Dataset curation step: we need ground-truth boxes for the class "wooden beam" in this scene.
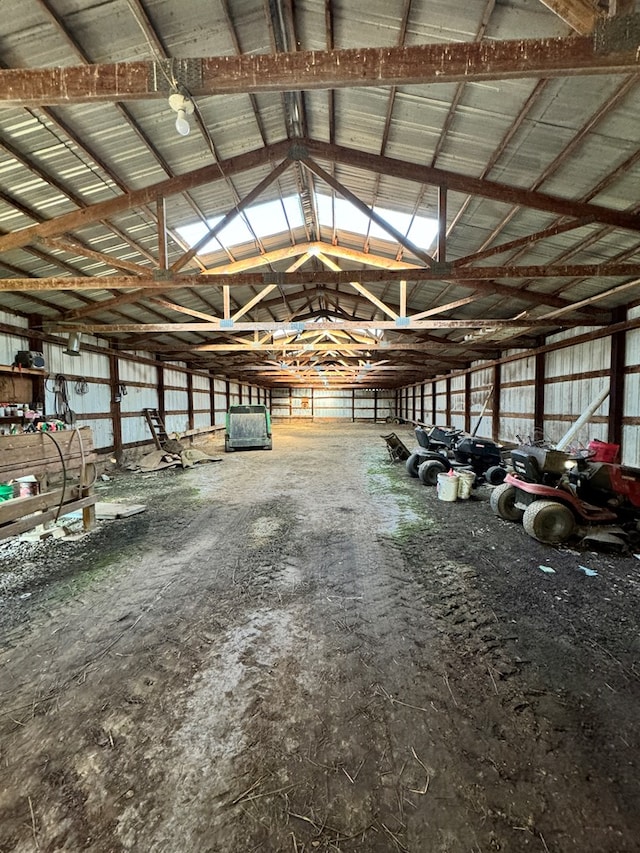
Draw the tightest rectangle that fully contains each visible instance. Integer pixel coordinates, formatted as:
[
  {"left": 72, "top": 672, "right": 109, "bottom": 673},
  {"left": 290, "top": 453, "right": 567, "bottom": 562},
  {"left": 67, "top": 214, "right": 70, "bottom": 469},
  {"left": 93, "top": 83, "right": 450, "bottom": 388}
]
[
  {"left": 3, "top": 127, "right": 638, "bottom": 262},
  {"left": 538, "top": 0, "right": 600, "bottom": 34},
  {"left": 52, "top": 317, "right": 591, "bottom": 334},
  {"left": 170, "top": 157, "right": 292, "bottom": 272},
  {"left": 7, "top": 262, "right": 640, "bottom": 291},
  {"left": 303, "top": 140, "right": 640, "bottom": 233},
  {"left": 0, "top": 140, "right": 292, "bottom": 254},
  {"left": 300, "top": 157, "right": 434, "bottom": 267},
  {"left": 188, "top": 341, "right": 466, "bottom": 353},
  {"left": 36, "top": 236, "right": 152, "bottom": 276},
  {"left": 1, "top": 23, "right": 639, "bottom": 106}
]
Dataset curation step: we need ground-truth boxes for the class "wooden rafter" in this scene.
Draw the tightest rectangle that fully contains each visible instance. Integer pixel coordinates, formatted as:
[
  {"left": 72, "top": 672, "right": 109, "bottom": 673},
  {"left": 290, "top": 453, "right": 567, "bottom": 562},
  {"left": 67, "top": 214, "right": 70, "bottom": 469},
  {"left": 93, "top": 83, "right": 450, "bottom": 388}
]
[{"left": 538, "top": 0, "right": 600, "bottom": 34}]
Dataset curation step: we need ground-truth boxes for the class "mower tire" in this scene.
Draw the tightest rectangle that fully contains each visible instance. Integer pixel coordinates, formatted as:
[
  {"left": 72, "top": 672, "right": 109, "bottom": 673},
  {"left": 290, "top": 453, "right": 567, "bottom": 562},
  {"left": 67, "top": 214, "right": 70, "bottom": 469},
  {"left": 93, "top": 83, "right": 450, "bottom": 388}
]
[
  {"left": 489, "top": 483, "right": 524, "bottom": 522},
  {"left": 405, "top": 452, "right": 426, "bottom": 478},
  {"left": 485, "top": 465, "right": 506, "bottom": 486},
  {"left": 522, "top": 499, "right": 576, "bottom": 544},
  {"left": 418, "top": 458, "right": 448, "bottom": 486}
]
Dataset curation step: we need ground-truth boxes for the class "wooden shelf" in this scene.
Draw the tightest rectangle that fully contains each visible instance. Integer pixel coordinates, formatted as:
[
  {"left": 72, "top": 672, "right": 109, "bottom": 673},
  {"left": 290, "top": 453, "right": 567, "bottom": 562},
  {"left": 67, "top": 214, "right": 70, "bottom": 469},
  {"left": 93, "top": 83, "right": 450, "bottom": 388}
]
[{"left": 0, "top": 363, "right": 47, "bottom": 377}]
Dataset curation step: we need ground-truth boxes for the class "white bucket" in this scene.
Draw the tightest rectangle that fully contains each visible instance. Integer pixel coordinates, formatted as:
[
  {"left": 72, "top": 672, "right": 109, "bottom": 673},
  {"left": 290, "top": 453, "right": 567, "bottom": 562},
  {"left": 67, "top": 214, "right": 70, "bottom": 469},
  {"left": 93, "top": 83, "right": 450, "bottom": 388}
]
[
  {"left": 437, "top": 471, "right": 459, "bottom": 502},
  {"left": 457, "top": 470, "right": 475, "bottom": 500}
]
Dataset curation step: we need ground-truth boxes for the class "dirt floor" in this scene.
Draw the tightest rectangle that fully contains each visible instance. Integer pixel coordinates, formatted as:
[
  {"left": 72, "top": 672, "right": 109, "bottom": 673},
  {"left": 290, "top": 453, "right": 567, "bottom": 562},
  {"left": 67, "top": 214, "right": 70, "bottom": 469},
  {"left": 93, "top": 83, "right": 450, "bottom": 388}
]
[{"left": 0, "top": 421, "right": 639, "bottom": 853}]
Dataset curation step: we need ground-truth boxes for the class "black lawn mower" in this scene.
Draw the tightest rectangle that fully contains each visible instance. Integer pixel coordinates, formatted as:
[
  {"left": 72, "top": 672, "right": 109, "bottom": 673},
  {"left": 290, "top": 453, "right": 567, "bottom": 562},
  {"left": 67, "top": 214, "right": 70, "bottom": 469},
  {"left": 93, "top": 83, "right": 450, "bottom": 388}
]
[{"left": 406, "top": 425, "right": 507, "bottom": 486}]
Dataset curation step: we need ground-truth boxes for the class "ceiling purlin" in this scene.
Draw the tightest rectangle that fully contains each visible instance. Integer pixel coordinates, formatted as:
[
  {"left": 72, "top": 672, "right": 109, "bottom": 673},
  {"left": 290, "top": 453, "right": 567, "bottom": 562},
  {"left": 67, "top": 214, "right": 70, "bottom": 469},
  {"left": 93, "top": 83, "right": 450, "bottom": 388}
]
[
  {"left": 475, "top": 71, "right": 640, "bottom": 279},
  {"left": 35, "top": 0, "right": 215, "bottom": 255},
  {"left": 3, "top": 138, "right": 637, "bottom": 265},
  {"left": 443, "top": 79, "right": 550, "bottom": 261},
  {"left": 305, "top": 141, "right": 640, "bottom": 233},
  {"left": 452, "top": 218, "right": 595, "bottom": 268},
  {"left": 219, "top": 0, "right": 269, "bottom": 146},
  {"left": 363, "top": 0, "right": 414, "bottom": 259},
  {"left": 0, "top": 141, "right": 292, "bottom": 254}
]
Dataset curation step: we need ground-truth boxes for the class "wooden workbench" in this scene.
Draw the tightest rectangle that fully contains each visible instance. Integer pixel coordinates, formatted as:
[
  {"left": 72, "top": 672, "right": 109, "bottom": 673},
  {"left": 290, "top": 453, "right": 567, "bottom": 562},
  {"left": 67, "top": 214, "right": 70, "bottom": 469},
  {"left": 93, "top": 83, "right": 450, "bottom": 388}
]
[{"left": 0, "top": 427, "right": 97, "bottom": 540}]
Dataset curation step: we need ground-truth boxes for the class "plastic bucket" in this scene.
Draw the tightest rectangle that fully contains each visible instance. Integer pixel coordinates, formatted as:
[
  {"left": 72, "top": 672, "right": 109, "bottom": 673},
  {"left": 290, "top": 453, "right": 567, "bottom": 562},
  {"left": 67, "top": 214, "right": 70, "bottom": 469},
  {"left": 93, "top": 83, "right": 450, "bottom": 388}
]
[
  {"left": 437, "top": 472, "right": 459, "bottom": 502},
  {"left": 0, "top": 483, "right": 14, "bottom": 502},
  {"left": 457, "top": 470, "right": 475, "bottom": 500}
]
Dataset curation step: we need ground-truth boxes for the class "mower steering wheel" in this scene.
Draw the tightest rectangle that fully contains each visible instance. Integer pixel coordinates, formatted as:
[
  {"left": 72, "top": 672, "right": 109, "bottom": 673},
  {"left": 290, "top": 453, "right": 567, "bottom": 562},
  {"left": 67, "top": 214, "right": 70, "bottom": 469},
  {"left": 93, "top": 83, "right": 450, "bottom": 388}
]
[{"left": 568, "top": 448, "right": 597, "bottom": 462}]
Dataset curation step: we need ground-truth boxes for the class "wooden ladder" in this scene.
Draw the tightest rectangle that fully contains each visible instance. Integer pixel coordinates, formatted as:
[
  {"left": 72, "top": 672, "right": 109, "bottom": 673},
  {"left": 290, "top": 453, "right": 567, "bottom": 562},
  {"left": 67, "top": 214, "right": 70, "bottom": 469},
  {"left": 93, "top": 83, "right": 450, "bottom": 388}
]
[{"left": 143, "top": 408, "right": 168, "bottom": 449}]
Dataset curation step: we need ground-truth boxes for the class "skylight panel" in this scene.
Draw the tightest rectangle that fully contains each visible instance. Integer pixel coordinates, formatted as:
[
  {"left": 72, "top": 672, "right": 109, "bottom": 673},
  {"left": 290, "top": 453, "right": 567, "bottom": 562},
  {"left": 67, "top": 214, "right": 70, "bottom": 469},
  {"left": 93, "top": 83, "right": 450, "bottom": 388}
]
[{"left": 177, "top": 193, "right": 437, "bottom": 252}]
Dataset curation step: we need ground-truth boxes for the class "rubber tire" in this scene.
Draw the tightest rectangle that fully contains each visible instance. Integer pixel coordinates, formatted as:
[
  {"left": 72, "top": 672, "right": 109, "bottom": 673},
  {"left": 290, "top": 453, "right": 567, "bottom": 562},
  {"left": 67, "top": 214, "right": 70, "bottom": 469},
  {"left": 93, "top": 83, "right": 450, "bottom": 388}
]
[
  {"left": 485, "top": 465, "right": 506, "bottom": 486},
  {"left": 522, "top": 499, "right": 576, "bottom": 544},
  {"left": 489, "top": 483, "right": 524, "bottom": 522},
  {"left": 418, "top": 458, "right": 448, "bottom": 486},
  {"left": 405, "top": 452, "right": 426, "bottom": 478}
]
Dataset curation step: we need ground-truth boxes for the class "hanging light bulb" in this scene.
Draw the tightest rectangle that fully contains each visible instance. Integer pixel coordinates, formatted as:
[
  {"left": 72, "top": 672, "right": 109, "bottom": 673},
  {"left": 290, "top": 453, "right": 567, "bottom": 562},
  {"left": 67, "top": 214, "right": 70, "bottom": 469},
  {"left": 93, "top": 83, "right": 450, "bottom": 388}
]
[{"left": 168, "top": 92, "right": 195, "bottom": 137}]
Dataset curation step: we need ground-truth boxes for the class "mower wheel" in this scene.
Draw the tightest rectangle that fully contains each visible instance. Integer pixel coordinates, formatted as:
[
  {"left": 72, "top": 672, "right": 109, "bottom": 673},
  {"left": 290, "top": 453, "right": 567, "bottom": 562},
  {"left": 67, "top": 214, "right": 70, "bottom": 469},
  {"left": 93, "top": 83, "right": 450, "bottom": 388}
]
[
  {"left": 489, "top": 483, "right": 524, "bottom": 522},
  {"left": 405, "top": 452, "right": 425, "bottom": 478},
  {"left": 522, "top": 499, "right": 576, "bottom": 544},
  {"left": 485, "top": 465, "right": 506, "bottom": 486},
  {"left": 418, "top": 458, "right": 447, "bottom": 486}
]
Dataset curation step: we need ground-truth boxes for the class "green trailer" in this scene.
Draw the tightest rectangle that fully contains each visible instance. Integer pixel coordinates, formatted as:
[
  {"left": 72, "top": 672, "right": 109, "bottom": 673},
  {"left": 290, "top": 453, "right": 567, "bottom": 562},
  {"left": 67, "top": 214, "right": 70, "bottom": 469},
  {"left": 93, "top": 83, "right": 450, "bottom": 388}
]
[{"left": 225, "top": 404, "right": 273, "bottom": 451}]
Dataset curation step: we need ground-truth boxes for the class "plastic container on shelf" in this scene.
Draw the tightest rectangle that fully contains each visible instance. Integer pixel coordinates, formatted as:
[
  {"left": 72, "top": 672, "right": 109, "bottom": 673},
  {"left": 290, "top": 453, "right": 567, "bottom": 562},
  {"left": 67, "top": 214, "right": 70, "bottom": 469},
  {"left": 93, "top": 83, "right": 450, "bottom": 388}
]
[{"left": 0, "top": 483, "right": 14, "bottom": 502}]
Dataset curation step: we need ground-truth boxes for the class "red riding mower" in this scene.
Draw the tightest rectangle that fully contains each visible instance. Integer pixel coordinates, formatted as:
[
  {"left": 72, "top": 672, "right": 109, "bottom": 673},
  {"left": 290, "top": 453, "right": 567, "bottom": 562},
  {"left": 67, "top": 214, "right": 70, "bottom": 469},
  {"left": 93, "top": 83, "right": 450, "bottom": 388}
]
[{"left": 490, "top": 439, "right": 640, "bottom": 546}]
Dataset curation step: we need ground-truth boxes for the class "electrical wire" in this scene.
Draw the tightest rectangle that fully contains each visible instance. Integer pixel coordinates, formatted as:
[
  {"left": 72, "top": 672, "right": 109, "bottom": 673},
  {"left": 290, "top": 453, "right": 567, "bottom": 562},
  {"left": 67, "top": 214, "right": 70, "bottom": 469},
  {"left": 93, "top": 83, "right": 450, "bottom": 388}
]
[{"left": 39, "top": 430, "right": 67, "bottom": 523}]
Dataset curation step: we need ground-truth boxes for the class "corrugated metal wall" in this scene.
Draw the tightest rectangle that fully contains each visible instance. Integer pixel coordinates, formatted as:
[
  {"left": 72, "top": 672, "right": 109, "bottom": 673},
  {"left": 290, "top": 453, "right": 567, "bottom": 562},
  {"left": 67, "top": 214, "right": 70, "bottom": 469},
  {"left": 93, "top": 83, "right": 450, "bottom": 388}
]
[
  {"left": 544, "top": 328, "right": 610, "bottom": 447},
  {"left": 396, "top": 319, "right": 640, "bottom": 463},
  {"left": 500, "top": 351, "right": 536, "bottom": 443},
  {"left": 450, "top": 375, "right": 465, "bottom": 432},
  {"left": 270, "top": 387, "right": 394, "bottom": 421},
  {"left": 623, "top": 307, "right": 640, "bottom": 466}
]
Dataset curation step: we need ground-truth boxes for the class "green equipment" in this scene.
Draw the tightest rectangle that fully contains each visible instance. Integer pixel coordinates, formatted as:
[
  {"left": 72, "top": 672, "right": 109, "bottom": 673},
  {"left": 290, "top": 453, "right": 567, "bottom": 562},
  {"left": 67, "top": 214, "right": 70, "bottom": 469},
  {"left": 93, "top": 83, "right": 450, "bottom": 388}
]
[{"left": 225, "top": 404, "right": 272, "bottom": 452}]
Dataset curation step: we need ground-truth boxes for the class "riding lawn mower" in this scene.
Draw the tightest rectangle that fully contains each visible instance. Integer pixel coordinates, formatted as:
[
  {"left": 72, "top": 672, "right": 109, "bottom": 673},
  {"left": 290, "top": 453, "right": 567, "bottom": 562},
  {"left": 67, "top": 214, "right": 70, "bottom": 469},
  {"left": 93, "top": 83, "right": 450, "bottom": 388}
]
[
  {"left": 406, "top": 425, "right": 508, "bottom": 487},
  {"left": 490, "top": 440, "right": 640, "bottom": 547}
]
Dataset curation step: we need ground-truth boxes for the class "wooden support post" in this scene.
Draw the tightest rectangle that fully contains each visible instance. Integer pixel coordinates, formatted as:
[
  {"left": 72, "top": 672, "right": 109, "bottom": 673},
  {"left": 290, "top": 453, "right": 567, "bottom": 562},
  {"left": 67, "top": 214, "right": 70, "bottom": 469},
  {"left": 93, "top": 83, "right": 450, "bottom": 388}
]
[
  {"left": 399, "top": 279, "right": 407, "bottom": 319},
  {"left": 28, "top": 315, "right": 46, "bottom": 411},
  {"left": 109, "top": 353, "right": 123, "bottom": 463},
  {"left": 464, "top": 372, "right": 471, "bottom": 434},
  {"left": 445, "top": 376, "right": 451, "bottom": 425},
  {"left": 438, "top": 185, "right": 447, "bottom": 262},
  {"left": 608, "top": 306, "right": 626, "bottom": 447},
  {"left": 157, "top": 195, "right": 168, "bottom": 270},
  {"left": 534, "top": 346, "right": 546, "bottom": 444},
  {"left": 187, "top": 371, "right": 194, "bottom": 431},
  {"left": 374, "top": 389, "right": 378, "bottom": 422},
  {"left": 157, "top": 357, "right": 166, "bottom": 425},
  {"left": 491, "top": 363, "right": 501, "bottom": 442},
  {"left": 223, "top": 285, "right": 231, "bottom": 320},
  {"left": 209, "top": 371, "right": 216, "bottom": 426}
]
